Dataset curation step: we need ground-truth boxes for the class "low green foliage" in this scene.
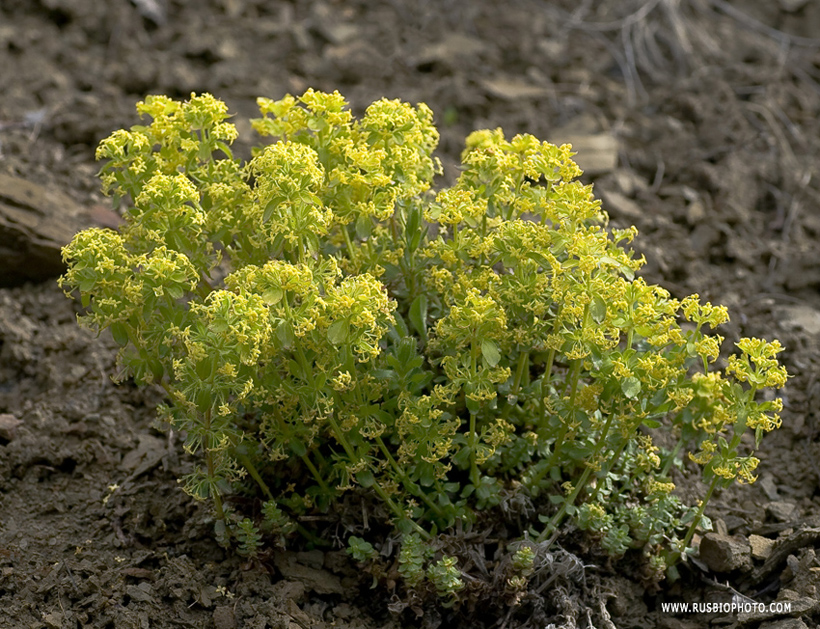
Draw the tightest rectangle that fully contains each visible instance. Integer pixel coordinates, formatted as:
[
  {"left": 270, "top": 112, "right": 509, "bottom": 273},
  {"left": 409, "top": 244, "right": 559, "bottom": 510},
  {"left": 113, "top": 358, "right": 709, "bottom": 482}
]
[{"left": 60, "top": 90, "right": 787, "bottom": 599}]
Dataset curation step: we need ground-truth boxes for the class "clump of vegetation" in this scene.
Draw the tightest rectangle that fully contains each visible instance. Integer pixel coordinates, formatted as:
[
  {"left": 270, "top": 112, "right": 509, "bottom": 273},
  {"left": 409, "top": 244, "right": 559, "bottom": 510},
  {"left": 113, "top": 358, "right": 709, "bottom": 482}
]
[{"left": 60, "top": 90, "right": 787, "bottom": 602}]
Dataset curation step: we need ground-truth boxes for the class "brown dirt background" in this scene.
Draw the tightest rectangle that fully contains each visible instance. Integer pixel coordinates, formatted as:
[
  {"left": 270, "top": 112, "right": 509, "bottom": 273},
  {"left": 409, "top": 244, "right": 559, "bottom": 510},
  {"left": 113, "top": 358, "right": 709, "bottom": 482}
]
[{"left": 2, "top": 1, "right": 820, "bottom": 627}]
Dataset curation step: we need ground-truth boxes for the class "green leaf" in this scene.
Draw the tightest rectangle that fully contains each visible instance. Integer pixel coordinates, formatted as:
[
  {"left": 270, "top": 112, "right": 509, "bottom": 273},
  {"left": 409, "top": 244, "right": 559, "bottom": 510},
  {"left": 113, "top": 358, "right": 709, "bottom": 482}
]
[
  {"left": 196, "top": 358, "right": 213, "bottom": 380},
  {"left": 262, "top": 288, "right": 284, "bottom": 305},
  {"left": 276, "top": 321, "right": 295, "bottom": 348},
  {"left": 418, "top": 462, "right": 436, "bottom": 487},
  {"left": 166, "top": 284, "right": 184, "bottom": 300},
  {"left": 215, "top": 141, "right": 233, "bottom": 159},
  {"left": 211, "top": 318, "right": 229, "bottom": 334},
  {"left": 408, "top": 294, "right": 428, "bottom": 339},
  {"left": 356, "top": 470, "right": 376, "bottom": 488},
  {"left": 355, "top": 214, "right": 372, "bottom": 240},
  {"left": 481, "top": 338, "right": 501, "bottom": 367},
  {"left": 327, "top": 319, "right": 349, "bottom": 345},
  {"left": 527, "top": 251, "right": 552, "bottom": 269},
  {"left": 452, "top": 445, "right": 471, "bottom": 469},
  {"left": 590, "top": 293, "right": 607, "bottom": 324},
  {"left": 290, "top": 439, "right": 307, "bottom": 457},
  {"left": 196, "top": 389, "right": 213, "bottom": 411},
  {"left": 110, "top": 322, "right": 129, "bottom": 347},
  {"left": 78, "top": 277, "right": 96, "bottom": 292},
  {"left": 262, "top": 196, "right": 285, "bottom": 223},
  {"left": 621, "top": 376, "right": 642, "bottom": 399}
]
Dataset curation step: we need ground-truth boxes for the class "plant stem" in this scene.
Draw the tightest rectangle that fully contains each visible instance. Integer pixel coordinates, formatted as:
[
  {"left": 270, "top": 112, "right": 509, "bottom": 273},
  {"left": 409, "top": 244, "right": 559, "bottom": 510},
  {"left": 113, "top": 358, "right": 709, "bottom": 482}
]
[
  {"left": 373, "top": 434, "right": 447, "bottom": 520},
  {"left": 468, "top": 342, "right": 480, "bottom": 487},
  {"left": 537, "top": 409, "right": 616, "bottom": 544},
  {"left": 681, "top": 473, "right": 719, "bottom": 552},
  {"left": 500, "top": 350, "right": 529, "bottom": 422},
  {"left": 586, "top": 438, "right": 628, "bottom": 504},
  {"left": 660, "top": 436, "right": 685, "bottom": 478},
  {"left": 301, "top": 452, "right": 331, "bottom": 494},
  {"left": 342, "top": 225, "right": 359, "bottom": 267},
  {"left": 546, "top": 358, "right": 582, "bottom": 471},
  {"left": 236, "top": 449, "right": 274, "bottom": 500},
  {"left": 540, "top": 347, "right": 556, "bottom": 419},
  {"left": 326, "top": 406, "right": 428, "bottom": 538},
  {"left": 203, "top": 408, "right": 226, "bottom": 522}
]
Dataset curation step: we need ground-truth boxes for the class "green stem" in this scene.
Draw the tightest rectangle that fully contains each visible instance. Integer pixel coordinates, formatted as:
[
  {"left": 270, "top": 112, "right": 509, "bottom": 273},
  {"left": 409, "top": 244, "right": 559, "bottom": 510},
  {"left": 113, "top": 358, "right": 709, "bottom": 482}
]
[
  {"left": 469, "top": 411, "right": 479, "bottom": 487},
  {"left": 373, "top": 435, "right": 447, "bottom": 520},
  {"left": 297, "top": 235, "right": 306, "bottom": 265},
  {"left": 500, "top": 350, "right": 529, "bottom": 422},
  {"left": 326, "top": 407, "right": 428, "bottom": 538},
  {"left": 342, "top": 225, "right": 359, "bottom": 267},
  {"left": 541, "top": 347, "right": 556, "bottom": 418},
  {"left": 675, "top": 388, "right": 757, "bottom": 559},
  {"left": 660, "top": 436, "right": 686, "bottom": 478},
  {"left": 512, "top": 350, "right": 529, "bottom": 395},
  {"left": 536, "top": 409, "right": 616, "bottom": 544},
  {"left": 236, "top": 449, "right": 274, "bottom": 500},
  {"left": 203, "top": 408, "right": 226, "bottom": 523},
  {"left": 301, "top": 452, "right": 331, "bottom": 494},
  {"left": 537, "top": 461, "right": 596, "bottom": 545},
  {"left": 587, "top": 435, "right": 629, "bottom": 503},
  {"left": 681, "top": 473, "right": 720, "bottom": 552},
  {"left": 546, "top": 358, "right": 582, "bottom": 471},
  {"left": 468, "top": 342, "right": 480, "bottom": 487}
]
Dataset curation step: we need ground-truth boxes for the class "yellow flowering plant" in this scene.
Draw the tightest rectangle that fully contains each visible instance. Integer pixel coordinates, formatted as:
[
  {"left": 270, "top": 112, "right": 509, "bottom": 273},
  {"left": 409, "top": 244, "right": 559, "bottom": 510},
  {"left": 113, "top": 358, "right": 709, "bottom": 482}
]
[{"left": 60, "top": 90, "right": 787, "bottom": 600}]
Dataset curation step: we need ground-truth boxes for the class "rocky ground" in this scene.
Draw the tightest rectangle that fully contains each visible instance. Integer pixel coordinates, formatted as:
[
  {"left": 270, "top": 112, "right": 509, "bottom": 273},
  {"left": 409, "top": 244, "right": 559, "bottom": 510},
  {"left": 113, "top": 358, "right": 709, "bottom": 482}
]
[{"left": 2, "top": 1, "right": 820, "bottom": 627}]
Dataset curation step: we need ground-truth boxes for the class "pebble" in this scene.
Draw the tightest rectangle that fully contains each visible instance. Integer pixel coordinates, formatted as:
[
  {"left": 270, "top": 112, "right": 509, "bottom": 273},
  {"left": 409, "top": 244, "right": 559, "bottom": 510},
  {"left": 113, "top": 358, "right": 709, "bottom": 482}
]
[
  {"left": 767, "top": 502, "right": 798, "bottom": 523},
  {"left": 698, "top": 532, "right": 752, "bottom": 573},
  {"left": 749, "top": 534, "right": 775, "bottom": 560}
]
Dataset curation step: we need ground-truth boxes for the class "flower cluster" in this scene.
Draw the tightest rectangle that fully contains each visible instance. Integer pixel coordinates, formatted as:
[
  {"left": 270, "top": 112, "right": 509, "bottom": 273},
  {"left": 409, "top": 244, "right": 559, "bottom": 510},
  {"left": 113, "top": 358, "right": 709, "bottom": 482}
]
[{"left": 61, "top": 90, "right": 788, "bottom": 602}]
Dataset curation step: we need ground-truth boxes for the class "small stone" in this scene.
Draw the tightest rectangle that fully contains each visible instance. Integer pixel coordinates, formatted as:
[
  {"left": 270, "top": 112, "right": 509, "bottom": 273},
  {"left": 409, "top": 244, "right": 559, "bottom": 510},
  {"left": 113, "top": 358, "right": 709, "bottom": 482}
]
[
  {"left": 749, "top": 534, "right": 775, "bottom": 560},
  {"left": 767, "top": 502, "right": 798, "bottom": 523},
  {"left": 698, "top": 532, "right": 752, "bottom": 573},
  {"left": 759, "top": 475, "right": 781, "bottom": 501},
  {"left": 685, "top": 200, "right": 706, "bottom": 225},
  {"left": 0, "top": 173, "right": 93, "bottom": 286},
  {"left": 213, "top": 606, "right": 237, "bottom": 629},
  {"left": 126, "top": 582, "right": 154, "bottom": 603},
  {"left": 271, "top": 579, "right": 306, "bottom": 604},
  {"left": 414, "top": 33, "right": 490, "bottom": 68},
  {"left": 482, "top": 78, "right": 551, "bottom": 101},
  {"left": 775, "top": 305, "right": 820, "bottom": 336},
  {"left": 286, "top": 598, "right": 314, "bottom": 627},
  {"left": 760, "top": 619, "right": 809, "bottom": 629},
  {"left": 601, "top": 190, "right": 643, "bottom": 220},
  {"left": 295, "top": 549, "right": 324, "bottom": 570},
  {"left": 689, "top": 222, "right": 721, "bottom": 257},
  {"left": 779, "top": 0, "right": 809, "bottom": 12},
  {"left": 723, "top": 515, "right": 747, "bottom": 532},
  {"left": 553, "top": 133, "right": 618, "bottom": 175},
  {"left": 274, "top": 552, "right": 345, "bottom": 595},
  {"left": 610, "top": 169, "right": 648, "bottom": 197},
  {"left": 0, "top": 414, "right": 23, "bottom": 442},
  {"left": 740, "top": 597, "right": 819, "bottom": 624}
]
